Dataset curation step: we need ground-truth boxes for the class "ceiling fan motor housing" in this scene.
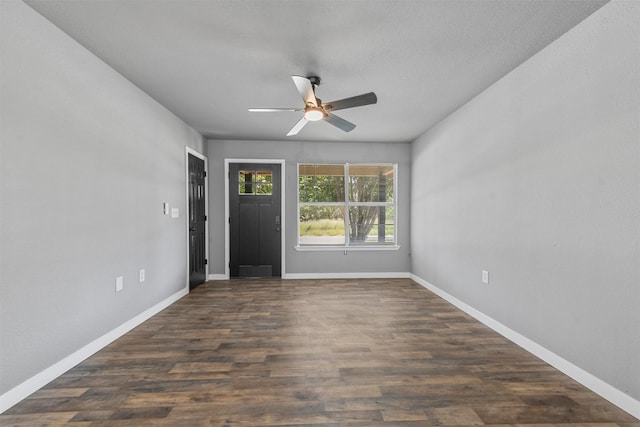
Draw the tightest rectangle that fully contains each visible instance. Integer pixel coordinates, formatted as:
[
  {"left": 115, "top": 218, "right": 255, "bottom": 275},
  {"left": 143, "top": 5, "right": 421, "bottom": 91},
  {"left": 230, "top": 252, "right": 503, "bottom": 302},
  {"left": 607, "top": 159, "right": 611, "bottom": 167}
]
[{"left": 307, "top": 76, "right": 321, "bottom": 87}]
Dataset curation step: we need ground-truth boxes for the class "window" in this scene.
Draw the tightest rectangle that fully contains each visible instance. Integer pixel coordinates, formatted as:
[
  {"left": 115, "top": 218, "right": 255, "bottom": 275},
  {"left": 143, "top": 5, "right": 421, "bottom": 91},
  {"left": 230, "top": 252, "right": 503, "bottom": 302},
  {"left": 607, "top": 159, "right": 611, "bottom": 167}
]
[
  {"left": 238, "top": 170, "right": 272, "bottom": 195},
  {"left": 298, "top": 163, "right": 396, "bottom": 247}
]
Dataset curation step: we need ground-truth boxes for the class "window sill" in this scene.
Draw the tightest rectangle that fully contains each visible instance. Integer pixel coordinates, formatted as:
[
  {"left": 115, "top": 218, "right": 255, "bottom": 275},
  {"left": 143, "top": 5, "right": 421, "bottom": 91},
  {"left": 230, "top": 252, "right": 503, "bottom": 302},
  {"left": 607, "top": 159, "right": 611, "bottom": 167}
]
[{"left": 295, "top": 245, "right": 401, "bottom": 252}]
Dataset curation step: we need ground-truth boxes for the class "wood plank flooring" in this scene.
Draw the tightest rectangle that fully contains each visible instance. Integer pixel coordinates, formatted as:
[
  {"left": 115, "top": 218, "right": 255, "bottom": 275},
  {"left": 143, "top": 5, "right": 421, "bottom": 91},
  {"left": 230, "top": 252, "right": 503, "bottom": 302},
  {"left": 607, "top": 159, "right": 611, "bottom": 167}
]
[{"left": 2, "top": 278, "right": 638, "bottom": 426}]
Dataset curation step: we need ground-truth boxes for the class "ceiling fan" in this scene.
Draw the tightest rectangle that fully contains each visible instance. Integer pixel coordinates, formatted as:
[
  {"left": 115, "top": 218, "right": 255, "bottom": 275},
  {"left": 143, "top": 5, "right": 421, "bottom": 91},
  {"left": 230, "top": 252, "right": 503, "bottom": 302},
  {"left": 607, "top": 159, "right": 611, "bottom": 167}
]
[{"left": 248, "top": 75, "right": 377, "bottom": 136}]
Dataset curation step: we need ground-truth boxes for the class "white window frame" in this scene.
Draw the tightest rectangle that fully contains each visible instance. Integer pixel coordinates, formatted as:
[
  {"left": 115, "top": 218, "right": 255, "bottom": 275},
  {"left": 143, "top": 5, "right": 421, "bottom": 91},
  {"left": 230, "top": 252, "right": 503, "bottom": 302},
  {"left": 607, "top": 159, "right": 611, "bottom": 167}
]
[{"left": 296, "top": 162, "right": 400, "bottom": 251}]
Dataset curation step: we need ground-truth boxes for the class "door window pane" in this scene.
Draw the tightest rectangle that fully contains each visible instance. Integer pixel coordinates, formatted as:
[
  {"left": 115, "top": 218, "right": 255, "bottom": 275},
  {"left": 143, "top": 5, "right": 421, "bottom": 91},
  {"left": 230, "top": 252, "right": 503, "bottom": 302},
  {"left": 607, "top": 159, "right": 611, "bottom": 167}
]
[
  {"left": 256, "top": 171, "right": 272, "bottom": 194},
  {"left": 239, "top": 170, "right": 272, "bottom": 195}
]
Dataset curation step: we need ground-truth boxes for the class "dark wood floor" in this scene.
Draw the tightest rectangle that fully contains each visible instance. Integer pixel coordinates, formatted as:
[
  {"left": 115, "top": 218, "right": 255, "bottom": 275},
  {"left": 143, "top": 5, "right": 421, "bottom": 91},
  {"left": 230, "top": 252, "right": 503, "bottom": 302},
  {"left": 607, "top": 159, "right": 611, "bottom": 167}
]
[{"left": 2, "top": 278, "right": 638, "bottom": 426}]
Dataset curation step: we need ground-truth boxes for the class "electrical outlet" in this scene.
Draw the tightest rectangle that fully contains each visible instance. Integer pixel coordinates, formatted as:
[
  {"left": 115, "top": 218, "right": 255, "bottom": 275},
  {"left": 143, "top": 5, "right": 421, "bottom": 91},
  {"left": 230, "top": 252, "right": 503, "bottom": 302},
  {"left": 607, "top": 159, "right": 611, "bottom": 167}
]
[
  {"left": 115, "top": 276, "right": 124, "bottom": 292},
  {"left": 139, "top": 269, "right": 145, "bottom": 283},
  {"left": 482, "top": 270, "right": 489, "bottom": 284}
]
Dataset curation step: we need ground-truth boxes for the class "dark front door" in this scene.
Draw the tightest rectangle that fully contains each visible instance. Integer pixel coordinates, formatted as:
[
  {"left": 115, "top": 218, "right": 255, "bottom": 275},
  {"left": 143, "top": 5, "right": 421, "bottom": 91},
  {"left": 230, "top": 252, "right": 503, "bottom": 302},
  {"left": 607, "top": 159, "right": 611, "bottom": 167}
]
[
  {"left": 229, "top": 163, "right": 281, "bottom": 278},
  {"left": 188, "top": 153, "right": 207, "bottom": 290}
]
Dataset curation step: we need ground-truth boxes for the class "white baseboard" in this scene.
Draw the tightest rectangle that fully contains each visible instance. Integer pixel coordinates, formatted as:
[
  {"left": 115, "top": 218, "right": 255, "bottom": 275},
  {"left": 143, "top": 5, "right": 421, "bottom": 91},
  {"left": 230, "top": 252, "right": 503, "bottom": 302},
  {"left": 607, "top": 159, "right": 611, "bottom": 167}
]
[
  {"left": 410, "top": 274, "right": 640, "bottom": 420},
  {"left": 0, "top": 288, "right": 188, "bottom": 414},
  {"left": 209, "top": 273, "right": 410, "bottom": 280},
  {"left": 283, "top": 272, "right": 411, "bottom": 280}
]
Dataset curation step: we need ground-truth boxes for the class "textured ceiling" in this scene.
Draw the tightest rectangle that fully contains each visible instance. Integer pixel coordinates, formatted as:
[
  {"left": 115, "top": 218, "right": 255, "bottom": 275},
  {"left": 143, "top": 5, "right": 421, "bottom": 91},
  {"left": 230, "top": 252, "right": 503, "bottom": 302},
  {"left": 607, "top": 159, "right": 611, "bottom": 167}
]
[{"left": 25, "top": 0, "right": 608, "bottom": 143}]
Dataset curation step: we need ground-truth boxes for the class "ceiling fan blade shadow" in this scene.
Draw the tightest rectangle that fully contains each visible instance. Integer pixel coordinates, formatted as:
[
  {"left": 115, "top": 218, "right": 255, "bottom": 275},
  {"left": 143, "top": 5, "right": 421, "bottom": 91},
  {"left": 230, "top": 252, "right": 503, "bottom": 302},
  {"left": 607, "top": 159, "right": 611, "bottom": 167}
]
[
  {"left": 324, "top": 113, "right": 356, "bottom": 132},
  {"left": 286, "top": 117, "right": 309, "bottom": 136},
  {"left": 322, "top": 92, "right": 377, "bottom": 112},
  {"left": 248, "top": 108, "right": 302, "bottom": 112},
  {"left": 292, "top": 76, "right": 318, "bottom": 107}
]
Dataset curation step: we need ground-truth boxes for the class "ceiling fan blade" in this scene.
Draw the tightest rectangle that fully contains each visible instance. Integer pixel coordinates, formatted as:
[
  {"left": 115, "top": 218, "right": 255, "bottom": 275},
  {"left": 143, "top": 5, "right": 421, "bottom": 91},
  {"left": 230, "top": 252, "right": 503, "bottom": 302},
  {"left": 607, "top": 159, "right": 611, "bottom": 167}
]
[
  {"left": 286, "top": 117, "right": 309, "bottom": 136},
  {"left": 292, "top": 75, "right": 318, "bottom": 107},
  {"left": 324, "top": 113, "right": 356, "bottom": 133},
  {"left": 248, "top": 108, "right": 302, "bottom": 112},
  {"left": 322, "top": 92, "right": 377, "bottom": 112}
]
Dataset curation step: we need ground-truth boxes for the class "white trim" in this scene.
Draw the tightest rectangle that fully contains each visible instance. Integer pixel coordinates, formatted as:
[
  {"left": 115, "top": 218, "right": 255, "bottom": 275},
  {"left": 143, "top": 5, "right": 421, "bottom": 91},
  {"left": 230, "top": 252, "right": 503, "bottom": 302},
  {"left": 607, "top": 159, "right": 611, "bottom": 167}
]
[
  {"left": 185, "top": 147, "right": 209, "bottom": 290},
  {"left": 224, "top": 158, "right": 286, "bottom": 278},
  {"left": 208, "top": 274, "right": 229, "bottom": 281},
  {"left": 0, "top": 288, "right": 188, "bottom": 414},
  {"left": 283, "top": 272, "right": 411, "bottom": 280},
  {"left": 295, "top": 245, "right": 401, "bottom": 252},
  {"left": 410, "top": 273, "right": 640, "bottom": 420}
]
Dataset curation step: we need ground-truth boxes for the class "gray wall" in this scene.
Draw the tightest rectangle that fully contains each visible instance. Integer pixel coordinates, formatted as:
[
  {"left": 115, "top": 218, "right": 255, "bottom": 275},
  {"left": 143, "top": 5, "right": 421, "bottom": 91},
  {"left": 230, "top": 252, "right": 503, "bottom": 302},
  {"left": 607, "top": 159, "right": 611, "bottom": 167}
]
[
  {"left": 207, "top": 139, "right": 411, "bottom": 276},
  {"left": 411, "top": 0, "right": 639, "bottom": 400},
  {"left": 0, "top": 1, "right": 205, "bottom": 395}
]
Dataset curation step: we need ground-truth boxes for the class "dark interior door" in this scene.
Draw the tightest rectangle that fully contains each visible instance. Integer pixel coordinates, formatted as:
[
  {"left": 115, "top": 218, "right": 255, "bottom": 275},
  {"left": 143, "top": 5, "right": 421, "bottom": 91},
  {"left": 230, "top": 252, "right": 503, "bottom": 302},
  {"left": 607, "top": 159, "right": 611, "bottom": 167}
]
[
  {"left": 229, "top": 163, "right": 281, "bottom": 278},
  {"left": 188, "top": 153, "right": 207, "bottom": 290}
]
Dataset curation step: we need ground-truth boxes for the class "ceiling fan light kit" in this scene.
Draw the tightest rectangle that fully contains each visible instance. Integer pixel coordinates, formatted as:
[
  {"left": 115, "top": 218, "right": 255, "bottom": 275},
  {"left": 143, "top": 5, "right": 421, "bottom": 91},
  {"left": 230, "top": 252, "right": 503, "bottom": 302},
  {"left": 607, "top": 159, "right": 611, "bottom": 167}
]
[
  {"left": 249, "top": 75, "right": 377, "bottom": 136},
  {"left": 304, "top": 106, "right": 325, "bottom": 121}
]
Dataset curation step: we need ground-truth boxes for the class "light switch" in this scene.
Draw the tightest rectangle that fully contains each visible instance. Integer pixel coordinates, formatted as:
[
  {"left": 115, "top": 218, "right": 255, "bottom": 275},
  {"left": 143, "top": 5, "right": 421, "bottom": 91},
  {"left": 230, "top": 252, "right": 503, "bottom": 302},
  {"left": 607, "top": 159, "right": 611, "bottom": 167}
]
[
  {"left": 171, "top": 207, "right": 179, "bottom": 218},
  {"left": 115, "top": 276, "right": 124, "bottom": 292},
  {"left": 163, "top": 202, "right": 169, "bottom": 215},
  {"left": 482, "top": 270, "right": 489, "bottom": 284}
]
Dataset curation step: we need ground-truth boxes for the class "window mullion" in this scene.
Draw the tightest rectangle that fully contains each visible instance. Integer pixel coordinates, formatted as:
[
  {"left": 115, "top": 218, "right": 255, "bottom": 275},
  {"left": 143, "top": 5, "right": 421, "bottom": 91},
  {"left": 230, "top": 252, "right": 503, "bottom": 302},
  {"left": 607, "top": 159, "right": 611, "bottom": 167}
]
[{"left": 344, "top": 163, "right": 350, "bottom": 247}]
